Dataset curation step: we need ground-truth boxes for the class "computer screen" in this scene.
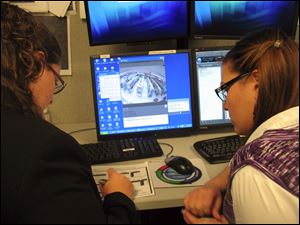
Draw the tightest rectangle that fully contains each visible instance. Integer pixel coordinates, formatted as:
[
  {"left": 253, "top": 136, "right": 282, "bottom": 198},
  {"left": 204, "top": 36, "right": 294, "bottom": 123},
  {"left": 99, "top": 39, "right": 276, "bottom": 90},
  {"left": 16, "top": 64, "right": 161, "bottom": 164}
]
[
  {"left": 193, "top": 1, "right": 299, "bottom": 39},
  {"left": 85, "top": 1, "right": 189, "bottom": 46},
  {"left": 194, "top": 47, "right": 232, "bottom": 130},
  {"left": 90, "top": 50, "right": 194, "bottom": 140}
]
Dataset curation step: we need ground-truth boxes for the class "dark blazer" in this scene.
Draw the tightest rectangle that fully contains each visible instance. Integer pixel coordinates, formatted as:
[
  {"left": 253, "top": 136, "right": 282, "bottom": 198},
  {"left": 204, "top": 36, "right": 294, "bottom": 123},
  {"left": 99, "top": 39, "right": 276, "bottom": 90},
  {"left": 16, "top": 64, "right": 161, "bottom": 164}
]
[{"left": 1, "top": 89, "right": 138, "bottom": 224}]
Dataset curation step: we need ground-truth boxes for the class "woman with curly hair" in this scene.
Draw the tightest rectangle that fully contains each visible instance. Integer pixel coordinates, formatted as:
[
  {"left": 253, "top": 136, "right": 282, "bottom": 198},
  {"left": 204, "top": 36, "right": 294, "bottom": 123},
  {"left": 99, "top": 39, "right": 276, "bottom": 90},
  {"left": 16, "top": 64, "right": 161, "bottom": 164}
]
[{"left": 1, "top": 3, "right": 138, "bottom": 223}]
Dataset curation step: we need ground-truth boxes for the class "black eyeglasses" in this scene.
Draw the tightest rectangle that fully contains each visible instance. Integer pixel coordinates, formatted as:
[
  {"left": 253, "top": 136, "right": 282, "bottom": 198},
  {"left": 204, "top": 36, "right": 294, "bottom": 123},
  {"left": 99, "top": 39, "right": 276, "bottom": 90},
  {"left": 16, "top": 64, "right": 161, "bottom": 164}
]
[
  {"left": 47, "top": 64, "right": 66, "bottom": 94},
  {"left": 215, "top": 72, "right": 251, "bottom": 102}
]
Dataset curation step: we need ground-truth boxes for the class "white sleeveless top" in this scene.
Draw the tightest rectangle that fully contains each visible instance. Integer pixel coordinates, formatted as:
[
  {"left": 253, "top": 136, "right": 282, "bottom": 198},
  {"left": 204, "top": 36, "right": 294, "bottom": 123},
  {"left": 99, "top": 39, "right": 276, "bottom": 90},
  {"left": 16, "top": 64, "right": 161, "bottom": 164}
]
[{"left": 231, "top": 106, "right": 299, "bottom": 224}]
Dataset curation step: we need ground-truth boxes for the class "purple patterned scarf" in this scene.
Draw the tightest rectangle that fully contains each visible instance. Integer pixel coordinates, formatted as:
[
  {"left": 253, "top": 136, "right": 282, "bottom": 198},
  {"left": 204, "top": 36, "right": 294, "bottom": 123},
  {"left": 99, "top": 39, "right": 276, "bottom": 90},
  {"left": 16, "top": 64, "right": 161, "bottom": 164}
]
[{"left": 223, "top": 126, "right": 299, "bottom": 223}]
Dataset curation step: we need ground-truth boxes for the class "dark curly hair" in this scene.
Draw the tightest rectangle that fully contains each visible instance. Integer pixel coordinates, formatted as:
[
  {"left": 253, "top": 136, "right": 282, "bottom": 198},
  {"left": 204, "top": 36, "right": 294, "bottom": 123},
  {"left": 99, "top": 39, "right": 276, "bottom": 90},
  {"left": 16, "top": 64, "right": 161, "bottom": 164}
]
[
  {"left": 223, "top": 28, "right": 299, "bottom": 133},
  {"left": 1, "top": 2, "right": 61, "bottom": 117}
]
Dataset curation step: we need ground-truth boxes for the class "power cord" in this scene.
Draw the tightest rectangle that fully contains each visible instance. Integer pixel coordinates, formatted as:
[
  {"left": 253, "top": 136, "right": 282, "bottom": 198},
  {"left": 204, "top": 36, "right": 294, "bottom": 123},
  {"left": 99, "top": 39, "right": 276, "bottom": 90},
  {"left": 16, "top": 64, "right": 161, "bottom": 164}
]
[
  {"left": 68, "top": 127, "right": 96, "bottom": 135},
  {"left": 158, "top": 142, "right": 174, "bottom": 159}
]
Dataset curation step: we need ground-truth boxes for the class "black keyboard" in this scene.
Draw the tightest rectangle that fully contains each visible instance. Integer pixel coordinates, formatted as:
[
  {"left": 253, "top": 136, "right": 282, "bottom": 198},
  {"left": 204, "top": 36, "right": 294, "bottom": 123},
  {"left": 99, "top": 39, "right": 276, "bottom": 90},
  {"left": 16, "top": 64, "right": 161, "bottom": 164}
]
[
  {"left": 81, "top": 137, "right": 164, "bottom": 164},
  {"left": 193, "top": 135, "right": 246, "bottom": 164}
]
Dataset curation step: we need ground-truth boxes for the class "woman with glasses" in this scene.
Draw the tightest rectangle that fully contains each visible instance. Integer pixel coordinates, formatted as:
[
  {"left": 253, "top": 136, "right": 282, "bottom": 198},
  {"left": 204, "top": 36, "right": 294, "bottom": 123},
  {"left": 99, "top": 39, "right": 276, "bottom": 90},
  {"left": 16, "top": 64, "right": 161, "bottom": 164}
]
[
  {"left": 1, "top": 3, "right": 138, "bottom": 224},
  {"left": 183, "top": 28, "right": 299, "bottom": 224}
]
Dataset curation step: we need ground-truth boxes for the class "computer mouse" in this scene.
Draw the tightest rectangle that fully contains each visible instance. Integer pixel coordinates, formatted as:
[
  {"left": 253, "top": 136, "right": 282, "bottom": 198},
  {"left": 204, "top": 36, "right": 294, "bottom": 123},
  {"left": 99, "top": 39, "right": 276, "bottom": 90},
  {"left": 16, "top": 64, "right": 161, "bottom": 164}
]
[{"left": 165, "top": 156, "right": 195, "bottom": 175}]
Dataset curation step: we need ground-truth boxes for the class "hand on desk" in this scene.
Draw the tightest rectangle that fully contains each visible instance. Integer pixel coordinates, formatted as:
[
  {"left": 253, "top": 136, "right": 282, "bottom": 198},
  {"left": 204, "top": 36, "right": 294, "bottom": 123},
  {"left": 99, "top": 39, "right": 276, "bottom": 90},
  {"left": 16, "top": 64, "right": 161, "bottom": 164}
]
[
  {"left": 184, "top": 184, "right": 223, "bottom": 218},
  {"left": 182, "top": 209, "right": 228, "bottom": 224},
  {"left": 100, "top": 168, "right": 134, "bottom": 200},
  {"left": 183, "top": 184, "right": 225, "bottom": 223}
]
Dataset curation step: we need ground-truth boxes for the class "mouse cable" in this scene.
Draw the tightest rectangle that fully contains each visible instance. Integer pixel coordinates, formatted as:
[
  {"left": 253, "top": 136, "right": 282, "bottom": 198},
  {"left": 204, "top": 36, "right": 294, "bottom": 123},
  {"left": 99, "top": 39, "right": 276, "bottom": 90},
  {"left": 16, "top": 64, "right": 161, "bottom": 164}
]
[
  {"left": 68, "top": 127, "right": 96, "bottom": 135},
  {"left": 158, "top": 142, "right": 174, "bottom": 159}
]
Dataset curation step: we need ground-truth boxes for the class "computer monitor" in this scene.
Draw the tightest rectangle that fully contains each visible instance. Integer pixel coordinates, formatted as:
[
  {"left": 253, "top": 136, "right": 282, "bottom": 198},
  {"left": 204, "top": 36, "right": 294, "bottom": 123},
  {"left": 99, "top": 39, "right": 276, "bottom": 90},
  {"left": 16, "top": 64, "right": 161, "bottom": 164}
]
[
  {"left": 192, "top": 1, "right": 299, "bottom": 39},
  {"left": 194, "top": 47, "right": 232, "bottom": 130},
  {"left": 85, "top": 1, "right": 189, "bottom": 46},
  {"left": 90, "top": 50, "right": 195, "bottom": 140}
]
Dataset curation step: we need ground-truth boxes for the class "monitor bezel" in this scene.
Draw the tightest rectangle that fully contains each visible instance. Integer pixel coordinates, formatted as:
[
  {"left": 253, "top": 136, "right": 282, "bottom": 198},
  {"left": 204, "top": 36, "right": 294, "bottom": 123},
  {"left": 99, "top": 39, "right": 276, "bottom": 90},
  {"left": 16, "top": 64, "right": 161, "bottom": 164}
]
[
  {"left": 191, "top": 1, "right": 299, "bottom": 40},
  {"left": 84, "top": 1, "right": 191, "bottom": 46},
  {"left": 90, "top": 49, "right": 197, "bottom": 141},
  {"left": 193, "top": 46, "right": 235, "bottom": 132}
]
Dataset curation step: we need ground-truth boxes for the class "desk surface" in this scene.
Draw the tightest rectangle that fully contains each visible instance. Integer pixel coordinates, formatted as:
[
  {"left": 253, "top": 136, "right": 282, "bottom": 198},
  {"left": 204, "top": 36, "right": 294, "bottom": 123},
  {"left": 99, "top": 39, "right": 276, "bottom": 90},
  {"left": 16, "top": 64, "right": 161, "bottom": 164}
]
[{"left": 57, "top": 123, "right": 234, "bottom": 210}]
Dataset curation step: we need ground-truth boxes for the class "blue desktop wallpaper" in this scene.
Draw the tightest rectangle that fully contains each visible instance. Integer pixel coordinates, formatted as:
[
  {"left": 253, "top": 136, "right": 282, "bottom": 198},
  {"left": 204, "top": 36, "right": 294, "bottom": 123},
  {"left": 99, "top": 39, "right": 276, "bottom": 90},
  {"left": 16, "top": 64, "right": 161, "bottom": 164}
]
[
  {"left": 87, "top": 1, "right": 188, "bottom": 45},
  {"left": 195, "top": 1, "right": 298, "bottom": 37}
]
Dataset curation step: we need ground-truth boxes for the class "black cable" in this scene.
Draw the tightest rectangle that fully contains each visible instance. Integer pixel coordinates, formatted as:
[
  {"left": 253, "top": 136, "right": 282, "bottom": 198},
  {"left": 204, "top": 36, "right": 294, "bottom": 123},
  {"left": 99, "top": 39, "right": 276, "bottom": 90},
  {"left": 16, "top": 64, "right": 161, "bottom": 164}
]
[
  {"left": 158, "top": 142, "right": 174, "bottom": 159},
  {"left": 68, "top": 127, "right": 96, "bottom": 135}
]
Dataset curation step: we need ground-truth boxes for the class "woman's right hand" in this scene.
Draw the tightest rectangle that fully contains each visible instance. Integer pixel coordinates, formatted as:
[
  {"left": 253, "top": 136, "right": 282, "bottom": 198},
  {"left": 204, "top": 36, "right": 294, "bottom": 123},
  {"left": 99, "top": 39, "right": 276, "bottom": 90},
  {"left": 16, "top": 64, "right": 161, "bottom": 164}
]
[
  {"left": 100, "top": 168, "right": 134, "bottom": 200},
  {"left": 184, "top": 184, "right": 223, "bottom": 220}
]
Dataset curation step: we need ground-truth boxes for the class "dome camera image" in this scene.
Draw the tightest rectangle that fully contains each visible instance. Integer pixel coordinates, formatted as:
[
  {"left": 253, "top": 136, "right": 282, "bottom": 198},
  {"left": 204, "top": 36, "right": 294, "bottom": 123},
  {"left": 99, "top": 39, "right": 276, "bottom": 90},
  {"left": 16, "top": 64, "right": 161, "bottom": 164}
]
[{"left": 120, "top": 69, "right": 167, "bottom": 104}]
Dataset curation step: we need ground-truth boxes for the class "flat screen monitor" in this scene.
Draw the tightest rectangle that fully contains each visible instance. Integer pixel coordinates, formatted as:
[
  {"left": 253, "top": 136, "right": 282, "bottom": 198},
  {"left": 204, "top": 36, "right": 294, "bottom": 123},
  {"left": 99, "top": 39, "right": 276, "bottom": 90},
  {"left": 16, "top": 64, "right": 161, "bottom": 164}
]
[
  {"left": 85, "top": 1, "right": 189, "bottom": 46},
  {"left": 193, "top": 1, "right": 299, "bottom": 39},
  {"left": 90, "top": 50, "right": 195, "bottom": 140},
  {"left": 194, "top": 47, "right": 233, "bottom": 130}
]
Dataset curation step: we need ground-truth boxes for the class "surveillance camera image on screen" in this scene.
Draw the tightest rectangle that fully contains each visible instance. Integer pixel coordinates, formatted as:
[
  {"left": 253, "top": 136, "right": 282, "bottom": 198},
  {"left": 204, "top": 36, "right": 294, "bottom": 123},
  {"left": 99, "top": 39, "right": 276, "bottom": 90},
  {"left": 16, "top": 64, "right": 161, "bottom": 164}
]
[{"left": 120, "top": 61, "right": 167, "bottom": 105}]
